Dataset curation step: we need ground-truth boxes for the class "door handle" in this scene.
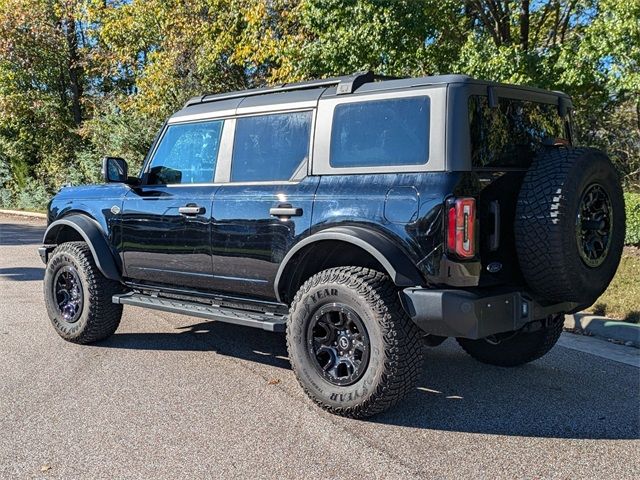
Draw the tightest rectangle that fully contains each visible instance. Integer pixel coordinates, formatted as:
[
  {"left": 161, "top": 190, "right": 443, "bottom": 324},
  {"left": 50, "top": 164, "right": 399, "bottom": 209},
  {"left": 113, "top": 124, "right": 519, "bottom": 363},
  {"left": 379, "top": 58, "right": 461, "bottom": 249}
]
[
  {"left": 179, "top": 204, "right": 205, "bottom": 216},
  {"left": 270, "top": 205, "right": 303, "bottom": 218}
]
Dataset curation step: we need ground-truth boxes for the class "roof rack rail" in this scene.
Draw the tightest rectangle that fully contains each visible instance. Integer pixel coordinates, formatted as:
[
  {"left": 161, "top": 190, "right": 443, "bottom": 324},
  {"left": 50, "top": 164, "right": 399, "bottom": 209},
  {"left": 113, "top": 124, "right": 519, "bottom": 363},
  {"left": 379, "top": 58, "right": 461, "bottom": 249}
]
[{"left": 184, "top": 71, "right": 390, "bottom": 107}]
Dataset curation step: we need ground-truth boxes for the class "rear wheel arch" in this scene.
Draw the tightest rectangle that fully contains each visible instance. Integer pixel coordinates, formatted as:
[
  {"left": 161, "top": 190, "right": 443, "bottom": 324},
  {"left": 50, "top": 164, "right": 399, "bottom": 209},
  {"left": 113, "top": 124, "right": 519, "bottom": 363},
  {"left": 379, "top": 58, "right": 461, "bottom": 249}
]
[
  {"left": 43, "top": 214, "right": 121, "bottom": 281},
  {"left": 275, "top": 227, "right": 424, "bottom": 303}
]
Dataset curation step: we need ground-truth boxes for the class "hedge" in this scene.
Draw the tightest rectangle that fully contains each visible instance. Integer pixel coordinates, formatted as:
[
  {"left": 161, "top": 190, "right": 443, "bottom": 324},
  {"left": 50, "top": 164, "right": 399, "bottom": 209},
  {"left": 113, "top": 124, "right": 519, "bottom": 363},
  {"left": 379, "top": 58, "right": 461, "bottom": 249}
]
[{"left": 625, "top": 192, "right": 640, "bottom": 246}]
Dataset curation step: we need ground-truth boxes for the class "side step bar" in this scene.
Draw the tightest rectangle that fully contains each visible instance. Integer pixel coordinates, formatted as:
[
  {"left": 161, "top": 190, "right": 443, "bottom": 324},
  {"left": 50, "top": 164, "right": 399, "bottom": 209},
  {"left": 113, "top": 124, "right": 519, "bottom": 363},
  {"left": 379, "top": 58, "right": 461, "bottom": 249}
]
[{"left": 113, "top": 292, "right": 287, "bottom": 332}]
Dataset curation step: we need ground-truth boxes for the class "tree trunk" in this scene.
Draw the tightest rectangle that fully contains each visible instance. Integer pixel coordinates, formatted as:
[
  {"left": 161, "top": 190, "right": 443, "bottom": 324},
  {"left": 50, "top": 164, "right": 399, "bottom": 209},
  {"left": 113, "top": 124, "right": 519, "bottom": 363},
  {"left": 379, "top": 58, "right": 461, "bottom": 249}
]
[
  {"left": 64, "top": 16, "right": 83, "bottom": 126},
  {"left": 520, "top": 0, "right": 530, "bottom": 51}
]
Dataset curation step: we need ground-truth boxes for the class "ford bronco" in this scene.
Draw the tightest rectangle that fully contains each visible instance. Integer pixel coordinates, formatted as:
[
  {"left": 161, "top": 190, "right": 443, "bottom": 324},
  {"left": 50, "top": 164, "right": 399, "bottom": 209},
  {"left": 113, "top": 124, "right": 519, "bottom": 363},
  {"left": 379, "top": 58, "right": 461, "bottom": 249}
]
[{"left": 40, "top": 72, "right": 625, "bottom": 417}]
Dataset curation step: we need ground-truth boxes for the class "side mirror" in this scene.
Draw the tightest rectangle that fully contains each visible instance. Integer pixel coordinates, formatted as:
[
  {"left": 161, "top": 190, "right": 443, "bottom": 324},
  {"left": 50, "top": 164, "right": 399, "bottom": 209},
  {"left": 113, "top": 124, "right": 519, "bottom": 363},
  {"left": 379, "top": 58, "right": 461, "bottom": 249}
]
[{"left": 102, "top": 157, "right": 128, "bottom": 183}]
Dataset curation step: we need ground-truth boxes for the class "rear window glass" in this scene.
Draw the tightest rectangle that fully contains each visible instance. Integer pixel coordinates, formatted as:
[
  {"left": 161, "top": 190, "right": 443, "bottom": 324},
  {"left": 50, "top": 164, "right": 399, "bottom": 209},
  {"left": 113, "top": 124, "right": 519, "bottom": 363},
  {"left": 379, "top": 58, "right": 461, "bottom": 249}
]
[
  {"left": 469, "top": 96, "right": 568, "bottom": 169},
  {"left": 330, "top": 97, "right": 430, "bottom": 168},
  {"left": 231, "top": 111, "right": 312, "bottom": 182}
]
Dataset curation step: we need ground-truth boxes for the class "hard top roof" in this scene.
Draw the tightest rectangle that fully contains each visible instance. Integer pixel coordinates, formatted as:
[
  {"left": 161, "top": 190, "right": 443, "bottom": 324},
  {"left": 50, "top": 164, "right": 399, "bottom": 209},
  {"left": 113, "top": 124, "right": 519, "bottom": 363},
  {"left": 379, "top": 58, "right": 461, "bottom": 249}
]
[{"left": 171, "top": 72, "right": 569, "bottom": 120}]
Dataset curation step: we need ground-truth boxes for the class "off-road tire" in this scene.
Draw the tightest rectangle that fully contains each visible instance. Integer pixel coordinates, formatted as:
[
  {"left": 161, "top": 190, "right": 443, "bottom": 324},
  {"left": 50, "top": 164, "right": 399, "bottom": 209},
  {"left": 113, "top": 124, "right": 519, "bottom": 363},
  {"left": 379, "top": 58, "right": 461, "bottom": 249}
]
[
  {"left": 44, "top": 241, "right": 123, "bottom": 344},
  {"left": 456, "top": 317, "right": 564, "bottom": 367},
  {"left": 515, "top": 147, "right": 625, "bottom": 305},
  {"left": 287, "top": 267, "right": 423, "bottom": 418}
]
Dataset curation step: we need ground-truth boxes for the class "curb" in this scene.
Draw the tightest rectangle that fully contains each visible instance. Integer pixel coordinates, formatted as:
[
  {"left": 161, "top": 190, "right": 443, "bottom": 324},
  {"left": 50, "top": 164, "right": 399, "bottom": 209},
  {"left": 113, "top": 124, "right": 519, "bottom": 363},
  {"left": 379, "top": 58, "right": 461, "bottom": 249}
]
[
  {"left": 0, "top": 209, "right": 47, "bottom": 219},
  {"left": 564, "top": 313, "right": 640, "bottom": 348}
]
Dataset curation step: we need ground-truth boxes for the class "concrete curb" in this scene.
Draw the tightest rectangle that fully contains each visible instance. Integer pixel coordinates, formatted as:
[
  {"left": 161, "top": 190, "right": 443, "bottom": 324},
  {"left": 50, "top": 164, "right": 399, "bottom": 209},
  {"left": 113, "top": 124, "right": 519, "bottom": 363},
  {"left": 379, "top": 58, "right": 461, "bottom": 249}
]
[
  {"left": 565, "top": 313, "right": 640, "bottom": 348},
  {"left": 0, "top": 209, "right": 47, "bottom": 219}
]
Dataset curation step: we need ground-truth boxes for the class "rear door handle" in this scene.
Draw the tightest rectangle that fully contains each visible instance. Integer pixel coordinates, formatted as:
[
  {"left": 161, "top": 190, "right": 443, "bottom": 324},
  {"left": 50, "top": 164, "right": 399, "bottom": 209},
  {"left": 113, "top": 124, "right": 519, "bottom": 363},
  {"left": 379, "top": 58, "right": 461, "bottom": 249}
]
[
  {"left": 270, "top": 205, "right": 303, "bottom": 218},
  {"left": 179, "top": 204, "right": 205, "bottom": 216}
]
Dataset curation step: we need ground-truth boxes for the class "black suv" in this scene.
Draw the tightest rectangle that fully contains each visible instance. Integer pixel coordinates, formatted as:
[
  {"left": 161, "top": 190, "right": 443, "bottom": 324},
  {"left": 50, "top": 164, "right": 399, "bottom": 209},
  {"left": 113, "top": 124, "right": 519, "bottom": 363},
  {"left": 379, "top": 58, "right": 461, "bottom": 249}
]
[{"left": 40, "top": 72, "right": 625, "bottom": 417}]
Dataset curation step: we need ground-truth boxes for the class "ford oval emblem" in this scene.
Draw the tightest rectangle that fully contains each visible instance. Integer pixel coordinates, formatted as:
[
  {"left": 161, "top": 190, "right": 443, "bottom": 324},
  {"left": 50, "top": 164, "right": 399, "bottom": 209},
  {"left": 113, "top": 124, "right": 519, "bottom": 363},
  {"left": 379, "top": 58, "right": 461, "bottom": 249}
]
[{"left": 487, "top": 262, "right": 502, "bottom": 273}]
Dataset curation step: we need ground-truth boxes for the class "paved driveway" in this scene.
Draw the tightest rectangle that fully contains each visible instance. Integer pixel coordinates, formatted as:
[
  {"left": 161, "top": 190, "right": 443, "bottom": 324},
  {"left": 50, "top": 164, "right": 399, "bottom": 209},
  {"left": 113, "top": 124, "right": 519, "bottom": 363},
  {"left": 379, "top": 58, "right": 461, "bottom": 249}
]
[{"left": 1, "top": 215, "right": 638, "bottom": 479}]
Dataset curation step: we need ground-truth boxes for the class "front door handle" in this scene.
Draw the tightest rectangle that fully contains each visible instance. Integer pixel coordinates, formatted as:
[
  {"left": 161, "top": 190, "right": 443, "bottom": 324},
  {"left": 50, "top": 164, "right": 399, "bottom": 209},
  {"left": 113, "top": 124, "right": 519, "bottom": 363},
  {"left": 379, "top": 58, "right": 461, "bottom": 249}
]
[
  {"left": 270, "top": 205, "right": 303, "bottom": 218},
  {"left": 179, "top": 204, "right": 205, "bottom": 216}
]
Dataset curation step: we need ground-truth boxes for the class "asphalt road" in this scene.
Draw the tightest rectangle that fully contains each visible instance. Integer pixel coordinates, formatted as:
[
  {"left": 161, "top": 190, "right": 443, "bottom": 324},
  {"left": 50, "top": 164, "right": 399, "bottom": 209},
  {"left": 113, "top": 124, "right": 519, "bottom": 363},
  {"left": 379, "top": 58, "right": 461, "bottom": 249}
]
[{"left": 1, "top": 215, "right": 638, "bottom": 479}]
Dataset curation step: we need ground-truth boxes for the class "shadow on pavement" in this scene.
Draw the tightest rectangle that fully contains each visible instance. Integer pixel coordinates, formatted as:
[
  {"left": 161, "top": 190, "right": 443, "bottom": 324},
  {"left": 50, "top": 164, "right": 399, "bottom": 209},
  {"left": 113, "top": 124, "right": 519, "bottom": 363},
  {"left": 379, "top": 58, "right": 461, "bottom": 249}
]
[
  {"left": 0, "top": 222, "right": 45, "bottom": 246},
  {"left": 372, "top": 344, "right": 640, "bottom": 441},
  {"left": 0, "top": 267, "right": 44, "bottom": 281},
  {"left": 98, "top": 321, "right": 640, "bottom": 441},
  {"left": 100, "top": 320, "right": 291, "bottom": 370}
]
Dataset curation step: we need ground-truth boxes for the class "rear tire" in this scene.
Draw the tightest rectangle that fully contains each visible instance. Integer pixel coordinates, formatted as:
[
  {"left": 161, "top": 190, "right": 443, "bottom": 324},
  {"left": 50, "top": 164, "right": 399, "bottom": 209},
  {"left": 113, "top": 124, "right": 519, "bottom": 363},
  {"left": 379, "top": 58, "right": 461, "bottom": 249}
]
[
  {"left": 287, "top": 267, "right": 423, "bottom": 418},
  {"left": 44, "top": 241, "right": 123, "bottom": 344},
  {"left": 456, "top": 316, "right": 563, "bottom": 367}
]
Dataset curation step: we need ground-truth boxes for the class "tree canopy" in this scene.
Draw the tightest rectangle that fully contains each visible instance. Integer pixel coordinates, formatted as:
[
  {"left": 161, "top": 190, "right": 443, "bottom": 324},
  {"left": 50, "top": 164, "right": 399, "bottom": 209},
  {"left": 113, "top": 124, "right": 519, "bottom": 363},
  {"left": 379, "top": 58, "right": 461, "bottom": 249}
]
[{"left": 0, "top": 0, "right": 638, "bottom": 209}]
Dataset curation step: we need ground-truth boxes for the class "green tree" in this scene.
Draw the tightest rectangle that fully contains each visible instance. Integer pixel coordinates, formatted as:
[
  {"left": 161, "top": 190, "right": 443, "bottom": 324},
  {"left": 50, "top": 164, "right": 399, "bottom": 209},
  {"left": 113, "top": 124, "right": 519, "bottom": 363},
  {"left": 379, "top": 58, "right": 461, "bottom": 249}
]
[
  {"left": 0, "top": 0, "right": 637, "bottom": 211},
  {"left": 0, "top": 0, "right": 88, "bottom": 190}
]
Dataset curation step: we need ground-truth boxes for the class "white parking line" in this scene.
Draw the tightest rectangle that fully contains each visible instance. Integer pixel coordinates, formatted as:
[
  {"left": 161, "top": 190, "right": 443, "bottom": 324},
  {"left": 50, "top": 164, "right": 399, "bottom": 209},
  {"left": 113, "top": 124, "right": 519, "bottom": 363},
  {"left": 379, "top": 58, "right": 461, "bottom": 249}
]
[{"left": 558, "top": 332, "right": 640, "bottom": 368}]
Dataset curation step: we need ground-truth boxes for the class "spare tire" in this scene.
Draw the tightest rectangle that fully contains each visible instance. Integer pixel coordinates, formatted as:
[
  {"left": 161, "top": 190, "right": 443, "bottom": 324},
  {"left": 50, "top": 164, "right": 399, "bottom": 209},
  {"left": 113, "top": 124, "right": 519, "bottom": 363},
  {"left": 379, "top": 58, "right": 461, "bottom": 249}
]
[{"left": 515, "top": 147, "right": 625, "bottom": 305}]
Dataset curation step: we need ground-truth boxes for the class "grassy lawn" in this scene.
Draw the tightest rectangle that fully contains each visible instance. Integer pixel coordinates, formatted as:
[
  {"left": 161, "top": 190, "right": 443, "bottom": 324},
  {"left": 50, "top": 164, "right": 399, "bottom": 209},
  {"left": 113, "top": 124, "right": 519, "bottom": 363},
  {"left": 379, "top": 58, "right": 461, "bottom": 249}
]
[{"left": 587, "top": 247, "right": 640, "bottom": 323}]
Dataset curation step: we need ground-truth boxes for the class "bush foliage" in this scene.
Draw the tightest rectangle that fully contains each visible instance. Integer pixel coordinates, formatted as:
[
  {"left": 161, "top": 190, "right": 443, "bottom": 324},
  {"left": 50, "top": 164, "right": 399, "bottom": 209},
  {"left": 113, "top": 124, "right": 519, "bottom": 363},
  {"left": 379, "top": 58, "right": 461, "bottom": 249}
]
[{"left": 625, "top": 192, "right": 640, "bottom": 246}]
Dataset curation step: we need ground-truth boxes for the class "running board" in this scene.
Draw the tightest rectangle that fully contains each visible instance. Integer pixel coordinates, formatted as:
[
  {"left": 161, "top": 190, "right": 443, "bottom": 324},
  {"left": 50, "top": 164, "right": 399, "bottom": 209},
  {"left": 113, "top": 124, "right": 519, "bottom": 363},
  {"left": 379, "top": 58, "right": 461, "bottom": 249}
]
[{"left": 113, "top": 292, "right": 287, "bottom": 332}]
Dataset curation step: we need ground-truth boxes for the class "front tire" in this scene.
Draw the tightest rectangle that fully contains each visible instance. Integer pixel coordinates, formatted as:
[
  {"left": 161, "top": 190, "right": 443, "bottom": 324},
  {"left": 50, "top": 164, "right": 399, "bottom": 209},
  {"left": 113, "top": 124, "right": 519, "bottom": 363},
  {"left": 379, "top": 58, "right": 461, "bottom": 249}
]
[
  {"left": 44, "top": 241, "right": 123, "bottom": 344},
  {"left": 287, "top": 267, "right": 423, "bottom": 418},
  {"left": 456, "top": 316, "right": 564, "bottom": 367}
]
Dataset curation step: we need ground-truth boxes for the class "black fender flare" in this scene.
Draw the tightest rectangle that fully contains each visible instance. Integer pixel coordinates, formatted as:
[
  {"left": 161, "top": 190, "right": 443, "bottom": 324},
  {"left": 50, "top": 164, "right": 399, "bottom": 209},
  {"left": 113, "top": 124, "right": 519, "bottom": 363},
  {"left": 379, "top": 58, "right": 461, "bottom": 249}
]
[
  {"left": 274, "top": 225, "right": 424, "bottom": 302},
  {"left": 43, "top": 214, "right": 121, "bottom": 281}
]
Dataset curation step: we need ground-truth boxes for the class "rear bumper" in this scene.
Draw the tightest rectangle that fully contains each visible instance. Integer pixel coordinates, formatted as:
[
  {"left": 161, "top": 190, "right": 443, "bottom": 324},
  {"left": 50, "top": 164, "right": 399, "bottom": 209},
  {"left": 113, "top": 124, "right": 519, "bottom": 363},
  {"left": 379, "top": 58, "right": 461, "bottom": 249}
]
[{"left": 401, "top": 287, "right": 578, "bottom": 340}]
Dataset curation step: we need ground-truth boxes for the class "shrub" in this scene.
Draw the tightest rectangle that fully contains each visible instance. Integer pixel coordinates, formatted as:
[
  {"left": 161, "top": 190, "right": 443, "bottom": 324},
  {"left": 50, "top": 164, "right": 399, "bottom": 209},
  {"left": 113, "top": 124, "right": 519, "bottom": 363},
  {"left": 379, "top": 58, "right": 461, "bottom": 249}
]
[
  {"left": 14, "top": 178, "right": 51, "bottom": 212},
  {"left": 0, "top": 188, "right": 13, "bottom": 208},
  {"left": 625, "top": 192, "right": 640, "bottom": 246},
  {"left": 0, "top": 156, "right": 15, "bottom": 208},
  {"left": 0, "top": 155, "right": 11, "bottom": 186}
]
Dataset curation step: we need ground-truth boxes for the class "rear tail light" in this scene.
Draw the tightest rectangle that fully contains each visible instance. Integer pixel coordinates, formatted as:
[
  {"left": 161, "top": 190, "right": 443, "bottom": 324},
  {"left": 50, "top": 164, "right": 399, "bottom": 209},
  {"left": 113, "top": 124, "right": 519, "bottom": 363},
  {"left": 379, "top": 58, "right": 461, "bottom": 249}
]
[{"left": 446, "top": 197, "right": 476, "bottom": 259}]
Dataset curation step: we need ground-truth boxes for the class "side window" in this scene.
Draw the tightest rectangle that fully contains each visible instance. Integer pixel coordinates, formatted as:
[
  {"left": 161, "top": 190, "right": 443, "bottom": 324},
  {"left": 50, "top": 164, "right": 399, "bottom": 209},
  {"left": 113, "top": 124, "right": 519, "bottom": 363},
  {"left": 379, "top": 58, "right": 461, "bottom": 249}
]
[
  {"left": 231, "top": 111, "right": 312, "bottom": 182},
  {"left": 330, "top": 96, "right": 430, "bottom": 168},
  {"left": 147, "top": 120, "right": 223, "bottom": 185},
  {"left": 468, "top": 96, "right": 568, "bottom": 169}
]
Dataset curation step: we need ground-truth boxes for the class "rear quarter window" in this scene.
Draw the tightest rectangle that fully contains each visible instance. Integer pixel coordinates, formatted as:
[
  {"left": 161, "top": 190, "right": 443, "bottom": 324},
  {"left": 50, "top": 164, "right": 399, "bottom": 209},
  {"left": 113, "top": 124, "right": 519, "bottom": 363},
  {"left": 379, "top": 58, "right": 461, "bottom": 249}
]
[
  {"left": 469, "top": 95, "right": 569, "bottom": 169},
  {"left": 330, "top": 96, "right": 430, "bottom": 168}
]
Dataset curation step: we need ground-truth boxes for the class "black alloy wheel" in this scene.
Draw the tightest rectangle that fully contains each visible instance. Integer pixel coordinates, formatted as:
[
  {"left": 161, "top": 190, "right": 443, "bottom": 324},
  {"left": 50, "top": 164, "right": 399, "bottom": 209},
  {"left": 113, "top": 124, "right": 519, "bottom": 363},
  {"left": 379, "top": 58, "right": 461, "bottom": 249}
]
[
  {"left": 53, "top": 265, "right": 84, "bottom": 323},
  {"left": 307, "top": 303, "right": 370, "bottom": 386},
  {"left": 576, "top": 183, "right": 613, "bottom": 268}
]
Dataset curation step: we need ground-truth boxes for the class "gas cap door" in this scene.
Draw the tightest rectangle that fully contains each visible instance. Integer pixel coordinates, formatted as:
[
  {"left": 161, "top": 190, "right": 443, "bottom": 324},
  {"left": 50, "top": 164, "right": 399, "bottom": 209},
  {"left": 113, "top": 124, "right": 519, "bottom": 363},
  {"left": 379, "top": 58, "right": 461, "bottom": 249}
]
[{"left": 384, "top": 187, "right": 419, "bottom": 224}]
